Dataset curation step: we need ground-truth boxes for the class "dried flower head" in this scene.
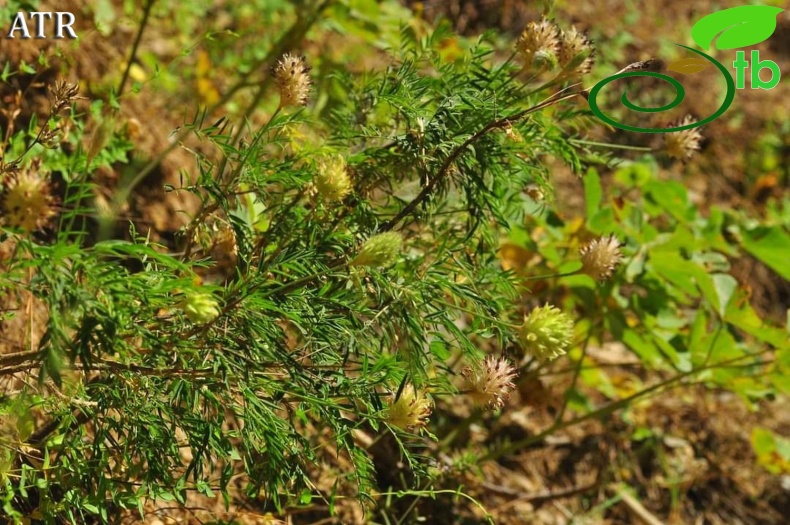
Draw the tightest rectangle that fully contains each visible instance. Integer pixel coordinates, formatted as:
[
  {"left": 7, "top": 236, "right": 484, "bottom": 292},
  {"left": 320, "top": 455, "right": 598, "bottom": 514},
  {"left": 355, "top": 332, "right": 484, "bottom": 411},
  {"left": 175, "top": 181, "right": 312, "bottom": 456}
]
[
  {"left": 193, "top": 219, "right": 239, "bottom": 284},
  {"left": 48, "top": 80, "right": 81, "bottom": 114},
  {"left": 580, "top": 235, "right": 623, "bottom": 281},
  {"left": 350, "top": 231, "right": 403, "bottom": 268},
  {"left": 519, "top": 304, "right": 574, "bottom": 361},
  {"left": 558, "top": 26, "right": 595, "bottom": 77},
  {"left": 515, "top": 18, "right": 561, "bottom": 71},
  {"left": 664, "top": 115, "right": 703, "bottom": 161},
  {"left": 385, "top": 385, "right": 432, "bottom": 430},
  {"left": 461, "top": 356, "right": 518, "bottom": 409},
  {"left": 1, "top": 163, "right": 57, "bottom": 233},
  {"left": 315, "top": 155, "right": 352, "bottom": 202},
  {"left": 180, "top": 291, "right": 221, "bottom": 324},
  {"left": 272, "top": 53, "right": 312, "bottom": 108},
  {"left": 39, "top": 125, "right": 63, "bottom": 149}
]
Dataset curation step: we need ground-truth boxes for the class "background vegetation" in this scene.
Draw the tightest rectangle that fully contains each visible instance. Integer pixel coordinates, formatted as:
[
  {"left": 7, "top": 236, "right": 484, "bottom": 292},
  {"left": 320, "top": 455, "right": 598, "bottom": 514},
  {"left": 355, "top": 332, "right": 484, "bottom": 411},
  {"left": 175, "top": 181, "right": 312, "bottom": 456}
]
[{"left": 1, "top": 0, "right": 788, "bottom": 523}]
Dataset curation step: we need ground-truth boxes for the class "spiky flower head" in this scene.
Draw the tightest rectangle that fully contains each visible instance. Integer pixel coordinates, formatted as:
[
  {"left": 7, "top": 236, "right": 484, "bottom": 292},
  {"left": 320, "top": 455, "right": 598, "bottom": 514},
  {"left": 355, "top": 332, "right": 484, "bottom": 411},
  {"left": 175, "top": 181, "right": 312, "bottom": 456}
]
[
  {"left": 461, "top": 356, "right": 518, "bottom": 409},
  {"left": 580, "top": 235, "right": 623, "bottom": 281},
  {"left": 193, "top": 219, "right": 239, "bottom": 284},
  {"left": 272, "top": 53, "right": 311, "bottom": 108},
  {"left": 1, "top": 163, "right": 57, "bottom": 233},
  {"left": 515, "top": 18, "right": 561, "bottom": 71},
  {"left": 180, "top": 291, "right": 220, "bottom": 324},
  {"left": 385, "top": 385, "right": 432, "bottom": 430},
  {"left": 664, "top": 115, "right": 703, "bottom": 161},
  {"left": 558, "top": 26, "right": 595, "bottom": 77},
  {"left": 315, "top": 155, "right": 352, "bottom": 203},
  {"left": 519, "top": 304, "right": 574, "bottom": 361},
  {"left": 350, "top": 231, "right": 403, "bottom": 268},
  {"left": 48, "top": 80, "right": 81, "bottom": 114}
]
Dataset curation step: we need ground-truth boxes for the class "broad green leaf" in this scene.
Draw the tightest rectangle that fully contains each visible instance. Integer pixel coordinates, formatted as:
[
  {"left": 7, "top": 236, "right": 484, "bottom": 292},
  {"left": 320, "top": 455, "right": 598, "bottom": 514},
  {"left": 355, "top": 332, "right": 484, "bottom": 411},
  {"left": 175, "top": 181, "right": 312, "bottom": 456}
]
[
  {"left": 580, "top": 365, "right": 616, "bottom": 398},
  {"left": 751, "top": 427, "right": 790, "bottom": 474},
  {"left": 688, "top": 310, "right": 710, "bottom": 364},
  {"left": 725, "top": 288, "right": 789, "bottom": 347},
  {"left": 649, "top": 252, "right": 699, "bottom": 297},
  {"left": 651, "top": 331, "right": 691, "bottom": 372},
  {"left": 741, "top": 226, "right": 790, "bottom": 281},
  {"left": 614, "top": 162, "right": 654, "bottom": 188},
  {"left": 93, "top": 0, "right": 116, "bottom": 36},
  {"left": 770, "top": 372, "right": 790, "bottom": 395},
  {"left": 623, "top": 329, "right": 664, "bottom": 368},
  {"left": 711, "top": 273, "right": 737, "bottom": 317},
  {"left": 589, "top": 208, "right": 616, "bottom": 233},
  {"left": 644, "top": 180, "right": 691, "bottom": 221},
  {"left": 584, "top": 168, "right": 602, "bottom": 223},
  {"left": 691, "top": 5, "right": 784, "bottom": 50}
]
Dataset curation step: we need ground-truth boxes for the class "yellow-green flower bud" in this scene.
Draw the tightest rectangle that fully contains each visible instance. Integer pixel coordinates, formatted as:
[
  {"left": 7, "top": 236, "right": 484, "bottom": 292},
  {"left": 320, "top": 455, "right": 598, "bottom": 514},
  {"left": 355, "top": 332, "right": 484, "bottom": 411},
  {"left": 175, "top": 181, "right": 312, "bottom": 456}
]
[
  {"left": 315, "top": 155, "right": 352, "bottom": 202},
  {"left": 350, "top": 232, "right": 403, "bottom": 268},
  {"left": 1, "top": 164, "right": 57, "bottom": 233},
  {"left": 180, "top": 292, "right": 220, "bottom": 324},
  {"left": 519, "top": 304, "right": 574, "bottom": 361},
  {"left": 385, "top": 385, "right": 432, "bottom": 430}
]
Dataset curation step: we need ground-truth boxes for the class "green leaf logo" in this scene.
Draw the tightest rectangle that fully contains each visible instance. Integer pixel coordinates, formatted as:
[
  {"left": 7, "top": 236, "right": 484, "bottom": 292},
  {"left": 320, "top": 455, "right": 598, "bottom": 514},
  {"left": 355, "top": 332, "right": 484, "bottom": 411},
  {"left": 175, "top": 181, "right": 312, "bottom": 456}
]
[{"left": 691, "top": 5, "right": 784, "bottom": 50}]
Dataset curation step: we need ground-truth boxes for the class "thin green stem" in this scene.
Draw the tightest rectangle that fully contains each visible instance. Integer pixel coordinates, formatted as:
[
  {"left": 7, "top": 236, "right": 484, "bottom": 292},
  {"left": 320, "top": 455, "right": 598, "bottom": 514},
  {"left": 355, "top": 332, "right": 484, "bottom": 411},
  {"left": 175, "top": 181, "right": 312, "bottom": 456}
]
[
  {"left": 481, "top": 349, "right": 773, "bottom": 462},
  {"left": 570, "top": 138, "right": 653, "bottom": 151},
  {"left": 378, "top": 90, "right": 583, "bottom": 233},
  {"left": 223, "top": 106, "right": 281, "bottom": 186},
  {"left": 523, "top": 269, "right": 580, "bottom": 281},
  {"left": 553, "top": 334, "right": 591, "bottom": 425},
  {"left": 107, "top": 0, "right": 334, "bottom": 221},
  {"left": 435, "top": 299, "right": 519, "bottom": 330}
]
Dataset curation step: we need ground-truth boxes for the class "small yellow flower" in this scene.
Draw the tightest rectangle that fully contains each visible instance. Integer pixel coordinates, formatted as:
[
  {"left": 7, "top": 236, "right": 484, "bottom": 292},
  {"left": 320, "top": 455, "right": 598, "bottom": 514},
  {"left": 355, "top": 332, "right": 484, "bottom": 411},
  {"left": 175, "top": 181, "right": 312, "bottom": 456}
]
[
  {"left": 461, "top": 356, "right": 518, "bottom": 409},
  {"left": 664, "top": 115, "right": 703, "bottom": 161},
  {"left": 385, "top": 385, "right": 432, "bottom": 430},
  {"left": 272, "top": 53, "right": 312, "bottom": 108},
  {"left": 314, "top": 155, "right": 352, "bottom": 203},
  {"left": 350, "top": 232, "right": 403, "bottom": 268},
  {"left": 580, "top": 235, "right": 623, "bottom": 281},
  {"left": 1, "top": 164, "right": 57, "bottom": 233},
  {"left": 520, "top": 304, "right": 574, "bottom": 361}
]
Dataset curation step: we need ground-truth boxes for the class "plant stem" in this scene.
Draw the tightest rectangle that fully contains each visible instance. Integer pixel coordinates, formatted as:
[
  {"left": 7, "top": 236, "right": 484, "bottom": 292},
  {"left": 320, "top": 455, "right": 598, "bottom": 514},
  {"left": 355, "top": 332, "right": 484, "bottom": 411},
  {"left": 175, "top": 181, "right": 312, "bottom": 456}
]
[
  {"left": 108, "top": 0, "right": 335, "bottom": 219},
  {"left": 118, "top": 0, "right": 156, "bottom": 98},
  {"left": 523, "top": 269, "right": 580, "bottom": 281},
  {"left": 570, "top": 138, "right": 653, "bottom": 151},
  {"left": 481, "top": 349, "right": 772, "bottom": 462},
  {"left": 378, "top": 91, "right": 582, "bottom": 233}
]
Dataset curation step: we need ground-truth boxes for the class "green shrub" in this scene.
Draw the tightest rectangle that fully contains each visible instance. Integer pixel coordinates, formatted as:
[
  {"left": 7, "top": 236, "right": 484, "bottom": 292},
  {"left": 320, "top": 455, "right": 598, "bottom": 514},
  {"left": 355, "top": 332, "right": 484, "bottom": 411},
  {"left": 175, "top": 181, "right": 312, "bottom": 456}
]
[{"left": 0, "top": 2, "right": 787, "bottom": 523}]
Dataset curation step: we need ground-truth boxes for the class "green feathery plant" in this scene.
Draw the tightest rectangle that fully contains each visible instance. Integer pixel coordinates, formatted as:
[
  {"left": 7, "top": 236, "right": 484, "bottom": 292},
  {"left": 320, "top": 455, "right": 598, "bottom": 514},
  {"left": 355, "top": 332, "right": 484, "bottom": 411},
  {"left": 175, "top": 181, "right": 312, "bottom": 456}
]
[{"left": 0, "top": 4, "right": 787, "bottom": 524}]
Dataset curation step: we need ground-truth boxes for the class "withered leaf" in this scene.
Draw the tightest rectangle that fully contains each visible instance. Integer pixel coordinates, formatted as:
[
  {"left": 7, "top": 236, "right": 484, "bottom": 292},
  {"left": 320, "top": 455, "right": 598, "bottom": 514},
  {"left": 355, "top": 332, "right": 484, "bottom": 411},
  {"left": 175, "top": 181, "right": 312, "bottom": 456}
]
[{"left": 667, "top": 58, "right": 711, "bottom": 74}]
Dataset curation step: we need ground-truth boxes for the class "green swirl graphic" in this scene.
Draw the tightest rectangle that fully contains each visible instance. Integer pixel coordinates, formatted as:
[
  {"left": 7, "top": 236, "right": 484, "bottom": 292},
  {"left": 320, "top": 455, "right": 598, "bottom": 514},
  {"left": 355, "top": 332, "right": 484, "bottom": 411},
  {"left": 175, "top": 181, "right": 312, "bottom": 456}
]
[{"left": 587, "top": 44, "right": 736, "bottom": 133}]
